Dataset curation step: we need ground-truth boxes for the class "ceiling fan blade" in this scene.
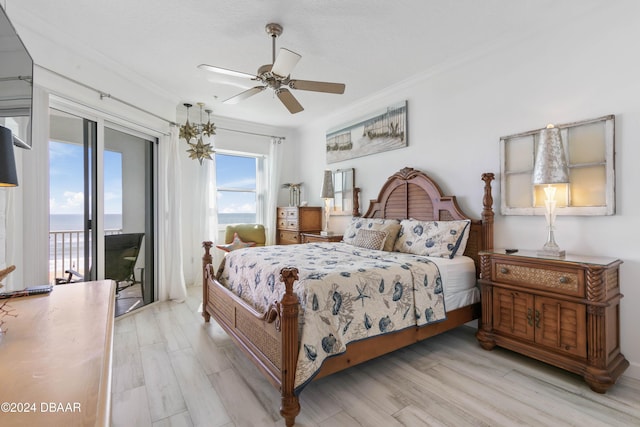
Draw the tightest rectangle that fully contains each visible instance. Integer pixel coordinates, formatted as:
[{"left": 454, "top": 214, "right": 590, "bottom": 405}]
[
  {"left": 276, "top": 88, "right": 304, "bottom": 114},
  {"left": 224, "top": 86, "right": 266, "bottom": 104},
  {"left": 271, "top": 48, "right": 301, "bottom": 78},
  {"left": 198, "top": 64, "right": 256, "bottom": 79},
  {"left": 289, "top": 79, "right": 346, "bottom": 94}
]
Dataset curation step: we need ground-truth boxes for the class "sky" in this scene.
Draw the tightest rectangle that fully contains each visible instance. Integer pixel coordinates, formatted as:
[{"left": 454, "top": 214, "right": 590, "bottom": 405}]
[
  {"left": 215, "top": 153, "right": 257, "bottom": 214},
  {"left": 49, "top": 140, "right": 122, "bottom": 215},
  {"left": 49, "top": 145, "right": 256, "bottom": 218}
]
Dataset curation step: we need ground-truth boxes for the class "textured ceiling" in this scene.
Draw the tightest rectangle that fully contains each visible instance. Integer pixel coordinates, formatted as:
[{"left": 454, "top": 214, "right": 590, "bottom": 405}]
[{"left": 7, "top": 0, "right": 607, "bottom": 128}]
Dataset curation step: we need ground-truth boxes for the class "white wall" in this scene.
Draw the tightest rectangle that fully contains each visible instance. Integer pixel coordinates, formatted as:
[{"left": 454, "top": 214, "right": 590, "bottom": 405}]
[{"left": 294, "top": 3, "right": 640, "bottom": 379}]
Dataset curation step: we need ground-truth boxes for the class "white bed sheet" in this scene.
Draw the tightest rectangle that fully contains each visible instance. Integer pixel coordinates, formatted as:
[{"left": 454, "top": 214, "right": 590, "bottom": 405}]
[{"left": 427, "top": 255, "right": 479, "bottom": 310}]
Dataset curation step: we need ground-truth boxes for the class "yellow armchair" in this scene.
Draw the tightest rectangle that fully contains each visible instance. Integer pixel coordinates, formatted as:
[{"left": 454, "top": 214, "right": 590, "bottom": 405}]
[{"left": 224, "top": 224, "right": 266, "bottom": 247}]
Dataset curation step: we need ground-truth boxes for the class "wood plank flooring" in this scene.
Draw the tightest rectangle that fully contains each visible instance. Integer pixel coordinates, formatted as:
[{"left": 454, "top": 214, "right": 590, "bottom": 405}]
[{"left": 111, "top": 285, "right": 640, "bottom": 426}]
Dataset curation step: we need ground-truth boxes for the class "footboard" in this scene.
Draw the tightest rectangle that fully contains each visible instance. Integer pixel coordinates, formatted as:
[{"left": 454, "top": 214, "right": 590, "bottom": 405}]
[{"left": 202, "top": 242, "right": 301, "bottom": 426}]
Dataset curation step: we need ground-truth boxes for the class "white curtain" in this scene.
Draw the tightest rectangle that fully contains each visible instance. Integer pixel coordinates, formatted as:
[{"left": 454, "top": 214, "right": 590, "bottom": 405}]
[
  {"left": 186, "top": 154, "right": 215, "bottom": 287},
  {"left": 158, "top": 128, "right": 187, "bottom": 301},
  {"left": 265, "top": 137, "right": 284, "bottom": 245}
]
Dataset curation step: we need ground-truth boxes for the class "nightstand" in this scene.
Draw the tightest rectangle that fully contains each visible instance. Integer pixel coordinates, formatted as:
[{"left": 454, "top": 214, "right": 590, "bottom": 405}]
[
  {"left": 301, "top": 233, "right": 343, "bottom": 243},
  {"left": 476, "top": 249, "right": 628, "bottom": 393}
]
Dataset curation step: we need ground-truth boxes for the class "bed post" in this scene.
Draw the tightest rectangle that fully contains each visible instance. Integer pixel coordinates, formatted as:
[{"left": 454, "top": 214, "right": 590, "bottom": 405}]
[
  {"left": 279, "top": 267, "right": 301, "bottom": 427},
  {"left": 481, "top": 173, "right": 495, "bottom": 251},
  {"left": 202, "top": 241, "right": 213, "bottom": 322}
]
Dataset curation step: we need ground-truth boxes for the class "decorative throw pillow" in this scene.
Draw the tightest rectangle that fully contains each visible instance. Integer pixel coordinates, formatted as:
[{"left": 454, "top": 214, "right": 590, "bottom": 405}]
[
  {"left": 352, "top": 229, "right": 388, "bottom": 251},
  {"left": 216, "top": 232, "right": 256, "bottom": 252},
  {"left": 394, "top": 219, "right": 471, "bottom": 259},
  {"left": 342, "top": 218, "right": 401, "bottom": 251}
]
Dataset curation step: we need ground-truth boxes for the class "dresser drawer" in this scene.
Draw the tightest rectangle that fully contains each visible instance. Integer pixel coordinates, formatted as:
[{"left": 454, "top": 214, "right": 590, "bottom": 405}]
[
  {"left": 493, "top": 259, "right": 584, "bottom": 297},
  {"left": 277, "top": 208, "right": 299, "bottom": 220},
  {"left": 277, "top": 218, "right": 298, "bottom": 230},
  {"left": 278, "top": 230, "right": 300, "bottom": 245}
]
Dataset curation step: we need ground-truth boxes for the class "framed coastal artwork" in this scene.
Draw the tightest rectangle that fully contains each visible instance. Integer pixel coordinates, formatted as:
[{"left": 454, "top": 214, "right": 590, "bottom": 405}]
[{"left": 326, "top": 100, "right": 408, "bottom": 163}]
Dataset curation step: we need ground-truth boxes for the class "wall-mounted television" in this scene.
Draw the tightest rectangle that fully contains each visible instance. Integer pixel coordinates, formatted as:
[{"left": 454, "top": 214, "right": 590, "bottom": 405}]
[{"left": 0, "top": 4, "right": 33, "bottom": 149}]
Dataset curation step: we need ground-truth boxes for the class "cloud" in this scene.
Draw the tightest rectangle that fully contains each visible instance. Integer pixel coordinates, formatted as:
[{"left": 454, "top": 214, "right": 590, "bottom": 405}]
[
  {"left": 219, "top": 203, "right": 255, "bottom": 214},
  {"left": 62, "top": 191, "right": 84, "bottom": 208}
]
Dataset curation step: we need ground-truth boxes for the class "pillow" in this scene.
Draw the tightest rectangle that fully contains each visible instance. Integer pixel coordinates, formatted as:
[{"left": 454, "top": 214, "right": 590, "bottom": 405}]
[
  {"left": 342, "top": 218, "right": 401, "bottom": 251},
  {"left": 394, "top": 219, "right": 471, "bottom": 259},
  {"left": 216, "top": 232, "right": 256, "bottom": 252},
  {"left": 352, "top": 229, "right": 388, "bottom": 251}
]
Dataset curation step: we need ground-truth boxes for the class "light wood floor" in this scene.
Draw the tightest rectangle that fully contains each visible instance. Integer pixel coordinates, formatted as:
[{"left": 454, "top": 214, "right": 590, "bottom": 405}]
[{"left": 111, "top": 285, "right": 640, "bottom": 426}]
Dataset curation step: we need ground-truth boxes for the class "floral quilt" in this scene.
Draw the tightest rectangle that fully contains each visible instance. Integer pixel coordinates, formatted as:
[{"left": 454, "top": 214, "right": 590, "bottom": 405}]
[{"left": 216, "top": 242, "right": 447, "bottom": 392}]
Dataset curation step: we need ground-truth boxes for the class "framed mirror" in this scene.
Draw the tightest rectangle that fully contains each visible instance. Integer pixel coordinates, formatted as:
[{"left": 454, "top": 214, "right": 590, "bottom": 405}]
[{"left": 331, "top": 168, "right": 359, "bottom": 216}]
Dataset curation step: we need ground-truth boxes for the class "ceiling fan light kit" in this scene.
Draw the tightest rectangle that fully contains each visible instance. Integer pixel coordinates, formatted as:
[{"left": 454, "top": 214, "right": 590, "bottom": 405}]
[{"left": 198, "top": 23, "right": 345, "bottom": 114}]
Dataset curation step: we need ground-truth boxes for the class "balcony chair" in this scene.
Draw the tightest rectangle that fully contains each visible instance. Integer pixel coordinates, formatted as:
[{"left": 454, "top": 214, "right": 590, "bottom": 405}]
[{"left": 56, "top": 233, "right": 145, "bottom": 294}]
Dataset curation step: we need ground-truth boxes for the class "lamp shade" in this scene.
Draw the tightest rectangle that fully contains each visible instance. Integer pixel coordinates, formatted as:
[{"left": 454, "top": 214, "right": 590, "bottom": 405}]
[
  {"left": 320, "top": 170, "right": 334, "bottom": 199},
  {"left": 0, "top": 125, "right": 18, "bottom": 187},
  {"left": 532, "top": 124, "right": 569, "bottom": 185}
]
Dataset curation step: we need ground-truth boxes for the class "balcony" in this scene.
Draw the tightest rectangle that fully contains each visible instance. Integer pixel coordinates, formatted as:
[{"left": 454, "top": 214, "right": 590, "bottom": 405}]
[{"left": 49, "top": 229, "right": 122, "bottom": 284}]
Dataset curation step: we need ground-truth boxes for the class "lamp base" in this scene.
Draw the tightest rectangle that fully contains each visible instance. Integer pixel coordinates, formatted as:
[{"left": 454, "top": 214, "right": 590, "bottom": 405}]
[
  {"left": 320, "top": 230, "right": 333, "bottom": 236},
  {"left": 537, "top": 248, "right": 565, "bottom": 258}
]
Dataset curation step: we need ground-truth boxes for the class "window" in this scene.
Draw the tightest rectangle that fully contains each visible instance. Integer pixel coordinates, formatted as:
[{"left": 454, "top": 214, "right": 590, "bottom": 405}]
[
  {"left": 215, "top": 152, "right": 263, "bottom": 226},
  {"left": 500, "top": 115, "right": 615, "bottom": 216}
]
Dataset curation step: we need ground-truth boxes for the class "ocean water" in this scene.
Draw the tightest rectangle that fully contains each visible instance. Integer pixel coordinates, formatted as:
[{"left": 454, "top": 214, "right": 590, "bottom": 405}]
[
  {"left": 50, "top": 214, "right": 123, "bottom": 231},
  {"left": 50, "top": 213, "right": 256, "bottom": 229},
  {"left": 218, "top": 213, "right": 256, "bottom": 225}
]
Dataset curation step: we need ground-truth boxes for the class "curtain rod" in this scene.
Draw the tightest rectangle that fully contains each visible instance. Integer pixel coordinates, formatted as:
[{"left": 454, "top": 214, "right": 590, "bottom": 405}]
[
  {"left": 39, "top": 65, "right": 286, "bottom": 141},
  {"left": 215, "top": 126, "right": 285, "bottom": 140},
  {"left": 38, "top": 65, "right": 177, "bottom": 125}
]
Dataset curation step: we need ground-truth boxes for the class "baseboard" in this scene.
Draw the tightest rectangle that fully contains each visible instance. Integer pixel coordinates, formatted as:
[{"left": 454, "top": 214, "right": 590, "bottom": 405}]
[{"left": 623, "top": 361, "right": 640, "bottom": 380}]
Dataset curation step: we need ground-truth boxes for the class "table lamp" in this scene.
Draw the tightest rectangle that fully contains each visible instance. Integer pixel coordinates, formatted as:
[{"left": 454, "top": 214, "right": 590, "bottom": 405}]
[
  {"left": 0, "top": 125, "right": 18, "bottom": 187},
  {"left": 532, "top": 124, "right": 569, "bottom": 257},
  {"left": 320, "top": 170, "right": 334, "bottom": 236}
]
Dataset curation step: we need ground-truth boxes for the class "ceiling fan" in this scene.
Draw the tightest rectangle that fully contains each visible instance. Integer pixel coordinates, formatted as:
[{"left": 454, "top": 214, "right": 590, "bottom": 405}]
[{"left": 198, "top": 23, "right": 346, "bottom": 114}]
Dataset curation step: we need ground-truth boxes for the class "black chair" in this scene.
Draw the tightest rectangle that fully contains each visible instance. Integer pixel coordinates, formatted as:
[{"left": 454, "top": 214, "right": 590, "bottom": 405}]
[{"left": 57, "top": 233, "right": 144, "bottom": 293}]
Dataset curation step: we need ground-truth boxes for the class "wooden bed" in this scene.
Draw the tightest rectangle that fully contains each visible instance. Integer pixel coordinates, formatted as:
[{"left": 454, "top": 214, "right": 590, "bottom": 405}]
[{"left": 202, "top": 167, "right": 495, "bottom": 426}]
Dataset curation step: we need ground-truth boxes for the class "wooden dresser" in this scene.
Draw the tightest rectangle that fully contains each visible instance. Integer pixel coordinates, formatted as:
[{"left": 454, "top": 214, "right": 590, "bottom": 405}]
[
  {"left": 276, "top": 206, "right": 322, "bottom": 245},
  {"left": 476, "top": 250, "right": 628, "bottom": 393},
  {"left": 0, "top": 281, "right": 115, "bottom": 426}
]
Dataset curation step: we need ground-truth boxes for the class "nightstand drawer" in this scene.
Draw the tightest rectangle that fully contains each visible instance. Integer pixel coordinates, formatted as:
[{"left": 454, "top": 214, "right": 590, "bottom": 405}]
[
  {"left": 301, "top": 233, "right": 343, "bottom": 243},
  {"left": 493, "top": 261, "right": 584, "bottom": 297}
]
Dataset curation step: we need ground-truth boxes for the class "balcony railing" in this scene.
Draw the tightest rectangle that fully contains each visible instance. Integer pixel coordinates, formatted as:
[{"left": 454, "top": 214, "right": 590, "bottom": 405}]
[{"left": 49, "top": 229, "right": 122, "bottom": 284}]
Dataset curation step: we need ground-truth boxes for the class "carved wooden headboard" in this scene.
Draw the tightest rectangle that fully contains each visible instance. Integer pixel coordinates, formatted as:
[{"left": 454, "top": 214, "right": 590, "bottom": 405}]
[{"left": 362, "top": 167, "right": 494, "bottom": 277}]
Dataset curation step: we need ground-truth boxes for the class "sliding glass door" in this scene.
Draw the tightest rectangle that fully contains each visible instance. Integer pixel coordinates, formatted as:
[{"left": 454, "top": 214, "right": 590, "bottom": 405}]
[
  {"left": 104, "top": 126, "right": 155, "bottom": 314},
  {"left": 49, "top": 106, "right": 155, "bottom": 316}
]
